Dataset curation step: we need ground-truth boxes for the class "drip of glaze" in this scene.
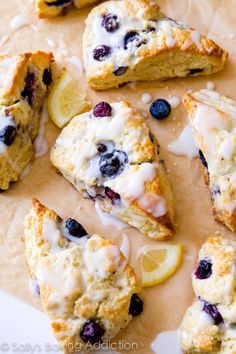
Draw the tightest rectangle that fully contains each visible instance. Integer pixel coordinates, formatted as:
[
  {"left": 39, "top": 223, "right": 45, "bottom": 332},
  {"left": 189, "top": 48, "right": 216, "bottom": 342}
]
[
  {"left": 150, "top": 330, "right": 183, "bottom": 354},
  {"left": 168, "top": 124, "right": 198, "bottom": 160},
  {"left": 95, "top": 201, "right": 128, "bottom": 230},
  {"left": 10, "top": 15, "right": 29, "bottom": 30},
  {"left": 34, "top": 102, "right": 49, "bottom": 158}
]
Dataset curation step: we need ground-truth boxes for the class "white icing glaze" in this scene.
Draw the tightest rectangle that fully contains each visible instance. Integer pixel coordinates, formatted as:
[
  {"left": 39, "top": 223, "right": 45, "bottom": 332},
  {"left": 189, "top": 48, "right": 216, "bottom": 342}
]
[
  {"left": 190, "top": 30, "right": 202, "bottom": 49},
  {"left": 119, "top": 233, "right": 130, "bottom": 261},
  {"left": 158, "top": 20, "right": 177, "bottom": 48},
  {"left": 141, "top": 93, "right": 152, "bottom": 104},
  {"left": 168, "top": 124, "right": 198, "bottom": 160},
  {"left": 95, "top": 201, "right": 128, "bottom": 229},
  {"left": 206, "top": 81, "right": 215, "bottom": 90},
  {"left": 138, "top": 193, "right": 167, "bottom": 217},
  {"left": 84, "top": 242, "right": 124, "bottom": 279},
  {"left": 34, "top": 102, "right": 48, "bottom": 158},
  {"left": 10, "top": 15, "right": 29, "bottom": 30},
  {"left": 43, "top": 218, "right": 62, "bottom": 253},
  {"left": 0, "top": 112, "right": 16, "bottom": 154},
  {"left": 219, "top": 138, "right": 235, "bottom": 160},
  {"left": 108, "top": 163, "right": 156, "bottom": 200},
  {"left": 168, "top": 96, "right": 181, "bottom": 109},
  {"left": 150, "top": 330, "right": 183, "bottom": 354}
]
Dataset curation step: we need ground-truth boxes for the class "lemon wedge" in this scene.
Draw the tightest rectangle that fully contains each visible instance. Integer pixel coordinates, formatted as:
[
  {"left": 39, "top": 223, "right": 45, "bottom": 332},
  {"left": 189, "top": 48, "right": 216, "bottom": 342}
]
[
  {"left": 138, "top": 243, "right": 182, "bottom": 287},
  {"left": 47, "top": 71, "right": 91, "bottom": 128}
]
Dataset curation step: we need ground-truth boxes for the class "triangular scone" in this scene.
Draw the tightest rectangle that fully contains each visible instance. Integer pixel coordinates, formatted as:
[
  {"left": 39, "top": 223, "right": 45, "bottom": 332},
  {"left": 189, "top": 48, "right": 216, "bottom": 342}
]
[
  {"left": 50, "top": 101, "right": 174, "bottom": 240},
  {"left": 183, "top": 89, "right": 236, "bottom": 232},
  {"left": 0, "top": 51, "right": 53, "bottom": 190},
  {"left": 24, "top": 199, "right": 141, "bottom": 351},
  {"left": 36, "top": 0, "right": 101, "bottom": 17},
  {"left": 179, "top": 237, "right": 236, "bottom": 353},
  {"left": 83, "top": 0, "right": 228, "bottom": 90}
]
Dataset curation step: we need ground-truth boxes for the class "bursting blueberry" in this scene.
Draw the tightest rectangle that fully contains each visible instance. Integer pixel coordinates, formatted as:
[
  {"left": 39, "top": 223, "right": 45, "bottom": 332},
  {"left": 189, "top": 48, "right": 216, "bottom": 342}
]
[
  {"left": 65, "top": 218, "right": 87, "bottom": 237},
  {"left": 129, "top": 294, "right": 143, "bottom": 316},
  {"left": 113, "top": 66, "right": 128, "bottom": 76},
  {"left": 105, "top": 186, "right": 121, "bottom": 205},
  {"left": 123, "top": 31, "right": 139, "bottom": 49},
  {"left": 0, "top": 125, "right": 17, "bottom": 146},
  {"left": 99, "top": 150, "right": 128, "bottom": 178},
  {"left": 199, "top": 150, "right": 208, "bottom": 169},
  {"left": 93, "top": 45, "right": 111, "bottom": 61},
  {"left": 150, "top": 99, "right": 171, "bottom": 120},
  {"left": 202, "top": 301, "right": 223, "bottom": 325},
  {"left": 80, "top": 320, "right": 105, "bottom": 344},
  {"left": 195, "top": 259, "right": 212, "bottom": 279},
  {"left": 93, "top": 102, "right": 112, "bottom": 118},
  {"left": 102, "top": 13, "right": 119, "bottom": 32}
]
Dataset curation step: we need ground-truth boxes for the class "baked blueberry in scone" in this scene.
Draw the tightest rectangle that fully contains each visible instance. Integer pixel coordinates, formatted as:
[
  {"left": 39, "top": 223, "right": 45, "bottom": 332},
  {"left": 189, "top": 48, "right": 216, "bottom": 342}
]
[
  {"left": 36, "top": 0, "right": 101, "bottom": 18},
  {"left": 0, "top": 51, "right": 53, "bottom": 191},
  {"left": 24, "top": 198, "right": 141, "bottom": 352},
  {"left": 82, "top": 0, "right": 228, "bottom": 90},
  {"left": 183, "top": 89, "right": 236, "bottom": 233},
  {"left": 50, "top": 101, "right": 174, "bottom": 240},
  {"left": 179, "top": 237, "right": 236, "bottom": 354}
]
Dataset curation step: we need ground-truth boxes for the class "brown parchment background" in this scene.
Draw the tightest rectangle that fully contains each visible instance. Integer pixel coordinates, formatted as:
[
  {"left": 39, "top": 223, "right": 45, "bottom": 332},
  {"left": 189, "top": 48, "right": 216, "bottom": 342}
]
[{"left": 0, "top": 0, "right": 236, "bottom": 353}]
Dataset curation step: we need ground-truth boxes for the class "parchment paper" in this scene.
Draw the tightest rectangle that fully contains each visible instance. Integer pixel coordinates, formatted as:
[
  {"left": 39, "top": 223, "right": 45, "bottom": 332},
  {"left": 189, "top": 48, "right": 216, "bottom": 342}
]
[{"left": 0, "top": 0, "right": 236, "bottom": 353}]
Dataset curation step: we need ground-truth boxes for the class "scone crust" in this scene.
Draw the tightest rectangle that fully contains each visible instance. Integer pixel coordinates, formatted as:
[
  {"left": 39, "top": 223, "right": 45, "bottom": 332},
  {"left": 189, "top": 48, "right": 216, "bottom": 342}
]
[
  {"left": 50, "top": 100, "right": 174, "bottom": 240},
  {"left": 24, "top": 199, "right": 140, "bottom": 352},
  {"left": 183, "top": 89, "right": 236, "bottom": 232},
  {"left": 83, "top": 0, "right": 228, "bottom": 90}
]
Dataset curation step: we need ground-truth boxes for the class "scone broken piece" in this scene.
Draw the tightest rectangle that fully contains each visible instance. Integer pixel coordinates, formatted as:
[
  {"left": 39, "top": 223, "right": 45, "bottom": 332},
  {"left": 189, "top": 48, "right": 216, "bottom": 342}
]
[
  {"left": 0, "top": 51, "right": 53, "bottom": 190},
  {"left": 179, "top": 236, "right": 236, "bottom": 353},
  {"left": 183, "top": 89, "right": 236, "bottom": 232},
  {"left": 36, "top": 0, "right": 101, "bottom": 18},
  {"left": 24, "top": 199, "right": 141, "bottom": 352},
  {"left": 50, "top": 101, "right": 174, "bottom": 240},
  {"left": 83, "top": 0, "right": 228, "bottom": 90}
]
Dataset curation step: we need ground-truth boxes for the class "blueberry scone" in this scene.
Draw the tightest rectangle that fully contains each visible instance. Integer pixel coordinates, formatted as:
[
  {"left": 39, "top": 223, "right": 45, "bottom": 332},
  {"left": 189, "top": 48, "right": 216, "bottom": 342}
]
[
  {"left": 36, "top": 0, "right": 101, "bottom": 18},
  {"left": 50, "top": 101, "right": 174, "bottom": 240},
  {"left": 24, "top": 198, "right": 142, "bottom": 352},
  {"left": 83, "top": 0, "right": 228, "bottom": 90},
  {"left": 183, "top": 89, "right": 236, "bottom": 232},
  {"left": 0, "top": 51, "right": 53, "bottom": 191},
  {"left": 179, "top": 236, "right": 236, "bottom": 353}
]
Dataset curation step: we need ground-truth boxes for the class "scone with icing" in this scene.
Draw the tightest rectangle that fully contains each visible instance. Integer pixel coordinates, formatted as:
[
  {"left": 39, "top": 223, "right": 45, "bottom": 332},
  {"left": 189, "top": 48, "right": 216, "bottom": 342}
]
[
  {"left": 50, "top": 101, "right": 174, "bottom": 240},
  {"left": 24, "top": 198, "right": 142, "bottom": 352},
  {"left": 0, "top": 51, "right": 53, "bottom": 191},
  {"left": 83, "top": 0, "right": 228, "bottom": 90},
  {"left": 179, "top": 236, "right": 236, "bottom": 353},
  {"left": 36, "top": 0, "right": 101, "bottom": 18},
  {"left": 183, "top": 89, "right": 236, "bottom": 232}
]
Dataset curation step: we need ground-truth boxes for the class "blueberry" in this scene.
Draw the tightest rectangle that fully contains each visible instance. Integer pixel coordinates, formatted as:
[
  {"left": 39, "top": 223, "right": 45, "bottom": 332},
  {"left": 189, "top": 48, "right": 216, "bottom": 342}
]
[
  {"left": 42, "top": 69, "right": 52, "bottom": 86},
  {"left": 99, "top": 150, "right": 128, "bottom": 178},
  {"left": 102, "top": 13, "right": 119, "bottom": 33},
  {"left": 150, "top": 99, "right": 171, "bottom": 120},
  {"left": 93, "top": 102, "right": 112, "bottom": 118},
  {"left": 105, "top": 187, "right": 121, "bottom": 205},
  {"left": 123, "top": 31, "right": 139, "bottom": 49},
  {"left": 129, "top": 294, "right": 143, "bottom": 316},
  {"left": 113, "top": 66, "right": 128, "bottom": 76},
  {"left": 21, "top": 71, "right": 35, "bottom": 106},
  {"left": 97, "top": 143, "right": 107, "bottom": 153},
  {"left": 65, "top": 218, "right": 87, "bottom": 237},
  {"left": 199, "top": 150, "right": 208, "bottom": 169},
  {"left": 195, "top": 259, "right": 212, "bottom": 279},
  {"left": 0, "top": 125, "right": 17, "bottom": 146},
  {"left": 202, "top": 301, "right": 223, "bottom": 325},
  {"left": 143, "top": 26, "right": 156, "bottom": 33},
  {"left": 188, "top": 68, "right": 204, "bottom": 75},
  {"left": 93, "top": 45, "right": 111, "bottom": 61},
  {"left": 80, "top": 320, "right": 105, "bottom": 344}
]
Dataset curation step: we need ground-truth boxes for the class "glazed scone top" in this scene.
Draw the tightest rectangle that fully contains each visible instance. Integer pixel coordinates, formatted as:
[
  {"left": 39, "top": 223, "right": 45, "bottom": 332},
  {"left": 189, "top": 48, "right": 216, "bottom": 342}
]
[
  {"left": 183, "top": 89, "right": 236, "bottom": 216},
  {"left": 24, "top": 199, "right": 140, "bottom": 349},
  {"left": 83, "top": 0, "right": 225, "bottom": 78},
  {"left": 51, "top": 101, "right": 171, "bottom": 219}
]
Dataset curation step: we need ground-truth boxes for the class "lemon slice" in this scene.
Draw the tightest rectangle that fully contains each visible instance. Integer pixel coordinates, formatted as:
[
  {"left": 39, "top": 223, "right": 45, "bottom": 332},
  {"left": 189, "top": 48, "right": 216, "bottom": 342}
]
[
  {"left": 47, "top": 71, "right": 91, "bottom": 128},
  {"left": 138, "top": 243, "right": 182, "bottom": 287}
]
